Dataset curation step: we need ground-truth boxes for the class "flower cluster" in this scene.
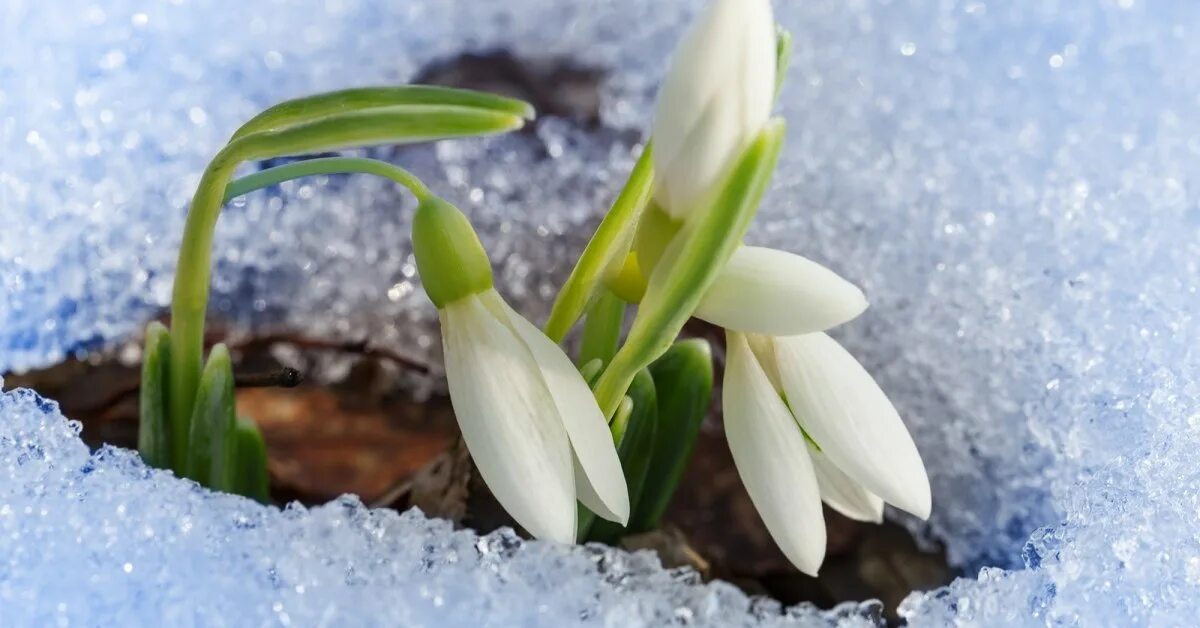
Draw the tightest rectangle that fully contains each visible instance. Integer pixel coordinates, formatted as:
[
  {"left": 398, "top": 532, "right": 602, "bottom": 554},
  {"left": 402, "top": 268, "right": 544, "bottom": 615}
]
[
  {"left": 148, "top": 0, "right": 929, "bottom": 577},
  {"left": 622, "top": 0, "right": 930, "bottom": 574}
]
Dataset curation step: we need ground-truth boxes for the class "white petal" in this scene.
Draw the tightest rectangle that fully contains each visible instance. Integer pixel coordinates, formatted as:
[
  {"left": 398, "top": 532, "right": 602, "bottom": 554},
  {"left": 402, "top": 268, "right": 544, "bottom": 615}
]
[
  {"left": 441, "top": 295, "right": 577, "bottom": 542},
  {"left": 723, "top": 331, "right": 826, "bottom": 576},
  {"left": 810, "top": 448, "right": 884, "bottom": 523},
  {"left": 773, "top": 333, "right": 932, "bottom": 519},
  {"left": 494, "top": 294, "right": 630, "bottom": 525},
  {"left": 652, "top": 0, "right": 776, "bottom": 219},
  {"left": 694, "top": 247, "right": 868, "bottom": 336}
]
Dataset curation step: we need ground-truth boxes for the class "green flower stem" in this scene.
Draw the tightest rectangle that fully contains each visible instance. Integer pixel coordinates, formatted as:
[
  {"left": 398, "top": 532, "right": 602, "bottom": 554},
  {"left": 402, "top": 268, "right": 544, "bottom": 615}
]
[
  {"left": 224, "top": 157, "right": 432, "bottom": 204},
  {"left": 591, "top": 121, "right": 786, "bottom": 419},
  {"left": 577, "top": 288, "right": 625, "bottom": 369},
  {"left": 544, "top": 144, "right": 655, "bottom": 343},
  {"left": 168, "top": 105, "right": 526, "bottom": 462}
]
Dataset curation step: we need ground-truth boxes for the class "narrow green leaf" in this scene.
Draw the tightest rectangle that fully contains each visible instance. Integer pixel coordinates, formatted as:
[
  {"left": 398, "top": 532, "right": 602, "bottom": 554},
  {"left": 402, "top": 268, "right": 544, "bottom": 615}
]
[
  {"left": 227, "top": 105, "right": 528, "bottom": 162},
  {"left": 185, "top": 344, "right": 237, "bottom": 489},
  {"left": 138, "top": 321, "right": 172, "bottom": 470},
  {"left": 774, "top": 27, "right": 793, "bottom": 103},
  {"left": 233, "top": 418, "right": 271, "bottom": 503},
  {"left": 591, "top": 121, "right": 786, "bottom": 418},
  {"left": 230, "top": 85, "right": 535, "bottom": 141},
  {"left": 544, "top": 144, "right": 655, "bottom": 342},
  {"left": 587, "top": 369, "right": 658, "bottom": 544},
  {"left": 630, "top": 339, "right": 713, "bottom": 532},
  {"left": 577, "top": 288, "right": 626, "bottom": 369}
]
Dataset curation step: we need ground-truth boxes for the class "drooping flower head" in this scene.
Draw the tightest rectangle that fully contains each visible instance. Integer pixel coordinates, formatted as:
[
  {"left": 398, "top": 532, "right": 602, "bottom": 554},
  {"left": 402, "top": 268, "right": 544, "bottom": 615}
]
[{"left": 413, "top": 198, "right": 629, "bottom": 542}]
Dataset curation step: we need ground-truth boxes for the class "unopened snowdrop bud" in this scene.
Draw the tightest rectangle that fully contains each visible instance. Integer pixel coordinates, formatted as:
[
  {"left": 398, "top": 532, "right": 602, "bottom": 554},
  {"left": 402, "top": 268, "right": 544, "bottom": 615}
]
[
  {"left": 651, "top": 0, "right": 777, "bottom": 220},
  {"left": 414, "top": 198, "right": 630, "bottom": 543}
]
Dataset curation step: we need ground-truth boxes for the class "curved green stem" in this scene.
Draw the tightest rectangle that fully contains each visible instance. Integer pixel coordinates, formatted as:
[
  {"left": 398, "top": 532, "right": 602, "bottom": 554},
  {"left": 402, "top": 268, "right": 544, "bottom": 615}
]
[
  {"left": 223, "top": 157, "right": 432, "bottom": 203},
  {"left": 167, "top": 104, "right": 525, "bottom": 462}
]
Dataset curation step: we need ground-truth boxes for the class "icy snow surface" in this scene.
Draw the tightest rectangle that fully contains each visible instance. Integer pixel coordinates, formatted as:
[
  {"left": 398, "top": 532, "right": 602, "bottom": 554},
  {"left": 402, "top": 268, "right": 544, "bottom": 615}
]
[
  {"left": 0, "top": 385, "right": 880, "bottom": 627},
  {"left": 3, "top": 0, "right": 1200, "bottom": 624}
]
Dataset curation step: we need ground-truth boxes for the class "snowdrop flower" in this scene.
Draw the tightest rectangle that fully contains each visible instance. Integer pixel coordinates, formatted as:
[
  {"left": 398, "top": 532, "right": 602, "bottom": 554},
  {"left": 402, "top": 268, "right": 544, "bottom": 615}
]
[
  {"left": 724, "top": 330, "right": 931, "bottom": 575},
  {"left": 652, "top": 0, "right": 777, "bottom": 220},
  {"left": 643, "top": 0, "right": 867, "bottom": 340},
  {"left": 413, "top": 197, "right": 629, "bottom": 543}
]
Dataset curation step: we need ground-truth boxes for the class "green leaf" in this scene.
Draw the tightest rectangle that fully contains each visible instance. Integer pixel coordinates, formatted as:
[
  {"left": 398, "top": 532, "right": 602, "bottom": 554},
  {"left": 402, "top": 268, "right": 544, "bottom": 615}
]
[
  {"left": 630, "top": 339, "right": 713, "bottom": 532},
  {"left": 185, "top": 344, "right": 237, "bottom": 489},
  {"left": 591, "top": 121, "right": 786, "bottom": 418},
  {"left": 577, "top": 288, "right": 626, "bottom": 369},
  {"left": 230, "top": 85, "right": 535, "bottom": 141},
  {"left": 544, "top": 144, "right": 655, "bottom": 342},
  {"left": 587, "top": 369, "right": 658, "bottom": 544},
  {"left": 138, "top": 321, "right": 172, "bottom": 470},
  {"left": 232, "top": 418, "right": 271, "bottom": 503},
  {"left": 774, "top": 27, "right": 793, "bottom": 103}
]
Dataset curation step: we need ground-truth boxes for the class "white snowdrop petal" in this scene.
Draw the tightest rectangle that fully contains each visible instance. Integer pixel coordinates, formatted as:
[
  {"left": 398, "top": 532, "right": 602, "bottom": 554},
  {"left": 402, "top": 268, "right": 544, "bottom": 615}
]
[
  {"left": 723, "top": 331, "right": 827, "bottom": 576},
  {"left": 652, "top": 0, "right": 747, "bottom": 183},
  {"left": 498, "top": 297, "right": 630, "bottom": 525},
  {"left": 441, "top": 295, "right": 577, "bottom": 542},
  {"left": 773, "top": 333, "right": 932, "bottom": 519},
  {"left": 658, "top": 96, "right": 745, "bottom": 220},
  {"left": 810, "top": 448, "right": 884, "bottom": 523},
  {"left": 736, "top": 0, "right": 776, "bottom": 139},
  {"left": 695, "top": 247, "right": 868, "bottom": 336},
  {"left": 652, "top": 0, "right": 777, "bottom": 219}
]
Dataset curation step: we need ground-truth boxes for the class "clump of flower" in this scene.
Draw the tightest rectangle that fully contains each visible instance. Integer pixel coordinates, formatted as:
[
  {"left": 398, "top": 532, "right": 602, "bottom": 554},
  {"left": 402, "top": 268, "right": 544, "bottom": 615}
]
[{"left": 143, "top": 0, "right": 929, "bottom": 575}]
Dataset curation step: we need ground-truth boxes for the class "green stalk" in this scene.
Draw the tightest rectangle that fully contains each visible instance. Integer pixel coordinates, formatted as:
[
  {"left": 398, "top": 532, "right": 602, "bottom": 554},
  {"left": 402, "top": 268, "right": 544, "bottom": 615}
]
[
  {"left": 224, "top": 157, "right": 432, "bottom": 203},
  {"left": 167, "top": 105, "right": 526, "bottom": 460},
  {"left": 577, "top": 288, "right": 626, "bottom": 369},
  {"left": 544, "top": 144, "right": 655, "bottom": 342},
  {"left": 591, "top": 122, "right": 786, "bottom": 418}
]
